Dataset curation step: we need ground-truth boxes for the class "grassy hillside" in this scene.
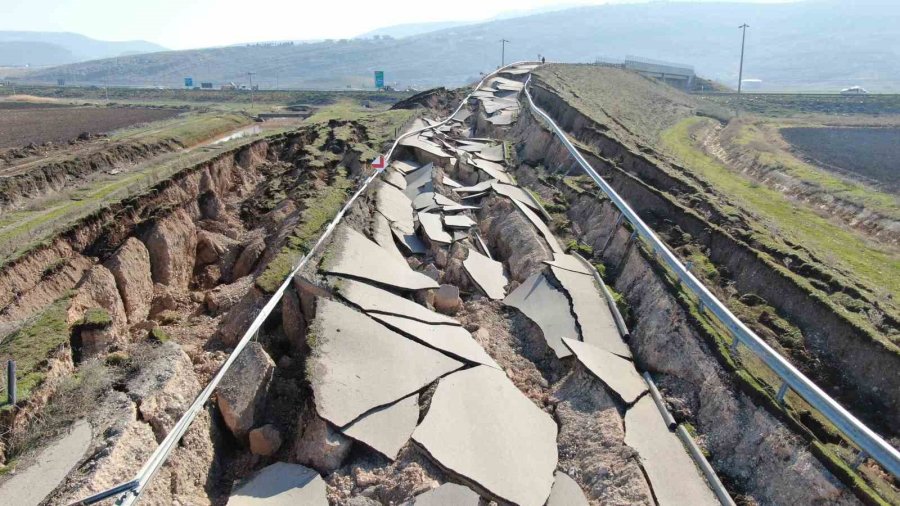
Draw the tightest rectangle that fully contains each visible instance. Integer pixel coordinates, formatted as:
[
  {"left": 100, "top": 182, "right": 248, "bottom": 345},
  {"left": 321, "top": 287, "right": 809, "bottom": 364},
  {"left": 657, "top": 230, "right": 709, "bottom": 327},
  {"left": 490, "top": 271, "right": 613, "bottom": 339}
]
[{"left": 15, "top": 0, "right": 900, "bottom": 91}]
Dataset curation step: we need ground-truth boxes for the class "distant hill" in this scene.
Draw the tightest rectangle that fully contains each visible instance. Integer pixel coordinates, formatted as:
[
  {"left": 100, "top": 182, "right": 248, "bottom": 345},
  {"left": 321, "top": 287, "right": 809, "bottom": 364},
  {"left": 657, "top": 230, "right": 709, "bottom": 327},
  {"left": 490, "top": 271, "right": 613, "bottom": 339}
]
[
  {"left": 16, "top": 0, "right": 900, "bottom": 91},
  {"left": 356, "top": 21, "right": 470, "bottom": 39},
  {"left": 0, "top": 31, "right": 165, "bottom": 67}
]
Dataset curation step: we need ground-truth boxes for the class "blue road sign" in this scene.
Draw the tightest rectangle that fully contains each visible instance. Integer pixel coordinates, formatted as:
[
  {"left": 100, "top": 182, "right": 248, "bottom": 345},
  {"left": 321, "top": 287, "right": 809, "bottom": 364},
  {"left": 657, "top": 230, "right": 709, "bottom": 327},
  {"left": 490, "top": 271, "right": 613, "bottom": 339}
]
[{"left": 184, "top": 77, "right": 193, "bottom": 87}]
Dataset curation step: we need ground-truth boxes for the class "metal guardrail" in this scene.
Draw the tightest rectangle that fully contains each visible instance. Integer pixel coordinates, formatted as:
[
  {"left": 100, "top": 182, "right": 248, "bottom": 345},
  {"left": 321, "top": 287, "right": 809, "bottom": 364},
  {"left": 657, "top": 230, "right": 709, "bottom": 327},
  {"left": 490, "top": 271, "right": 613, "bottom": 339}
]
[
  {"left": 72, "top": 61, "right": 538, "bottom": 506},
  {"left": 523, "top": 76, "right": 900, "bottom": 479}
]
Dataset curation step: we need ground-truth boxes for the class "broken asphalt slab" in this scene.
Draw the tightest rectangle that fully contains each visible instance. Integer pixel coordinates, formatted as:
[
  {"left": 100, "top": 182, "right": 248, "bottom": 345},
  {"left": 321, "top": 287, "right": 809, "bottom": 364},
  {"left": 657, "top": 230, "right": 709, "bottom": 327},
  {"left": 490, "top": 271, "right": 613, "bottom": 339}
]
[
  {"left": 228, "top": 462, "right": 327, "bottom": 505},
  {"left": 322, "top": 225, "right": 438, "bottom": 291},
  {"left": 369, "top": 311, "right": 500, "bottom": 369},
  {"left": 562, "top": 338, "right": 647, "bottom": 404},
  {"left": 463, "top": 248, "right": 508, "bottom": 300},
  {"left": 334, "top": 278, "right": 460, "bottom": 326},
  {"left": 308, "top": 298, "right": 463, "bottom": 427},
  {"left": 412, "top": 366, "right": 558, "bottom": 506},
  {"left": 625, "top": 395, "right": 720, "bottom": 505},
  {"left": 550, "top": 265, "right": 630, "bottom": 358},
  {"left": 412, "top": 368, "right": 557, "bottom": 503},
  {"left": 404, "top": 482, "right": 481, "bottom": 505},
  {"left": 503, "top": 272, "right": 578, "bottom": 359},
  {"left": 341, "top": 394, "right": 420, "bottom": 460}
]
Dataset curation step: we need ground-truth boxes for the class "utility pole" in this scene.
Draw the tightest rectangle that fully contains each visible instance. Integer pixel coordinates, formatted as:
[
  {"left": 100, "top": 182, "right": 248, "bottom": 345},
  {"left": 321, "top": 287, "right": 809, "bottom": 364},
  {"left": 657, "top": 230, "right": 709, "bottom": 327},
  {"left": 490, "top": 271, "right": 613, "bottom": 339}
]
[
  {"left": 500, "top": 39, "right": 510, "bottom": 68},
  {"left": 737, "top": 24, "right": 749, "bottom": 94},
  {"left": 247, "top": 71, "right": 256, "bottom": 111}
]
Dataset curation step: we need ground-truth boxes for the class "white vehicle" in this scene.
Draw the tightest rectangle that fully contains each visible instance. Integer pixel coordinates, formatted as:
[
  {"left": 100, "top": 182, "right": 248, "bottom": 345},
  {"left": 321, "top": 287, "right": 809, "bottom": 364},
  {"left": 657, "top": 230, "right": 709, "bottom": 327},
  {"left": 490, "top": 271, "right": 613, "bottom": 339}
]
[{"left": 840, "top": 86, "right": 869, "bottom": 95}]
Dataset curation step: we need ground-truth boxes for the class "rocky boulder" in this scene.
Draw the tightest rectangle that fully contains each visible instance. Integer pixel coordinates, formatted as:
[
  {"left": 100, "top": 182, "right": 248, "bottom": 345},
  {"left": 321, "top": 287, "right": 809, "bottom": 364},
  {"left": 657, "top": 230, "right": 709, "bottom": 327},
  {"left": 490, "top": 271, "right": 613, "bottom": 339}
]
[
  {"left": 127, "top": 341, "right": 202, "bottom": 442},
  {"left": 232, "top": 236, "right": 266, "bottom": 280},
  {"left": 196, "top": 230, "right": 240, "bottom": 270},
  {"left": 293, "top": 410, "right": 352, "bottom": 473},
  {"left": 433, "top": 284, "right": 461, "bottom": 315},
  {"left": 145, "top": 208, "right": 198, "bottom": 292},
  {"left": 217, "top": 342, "right": 274, "bottom": 439},
  {"left": 249, "top": 424, "right": 283, "bottom": 456},
  {"left": 105, "top": 237, "right": 154, "bottom": 324},
  {"left": 68, "top": 265, "right": 128, "bottom": 349},
  {"left": 205, "top": 276, "right": 253, "bottom": 316}
]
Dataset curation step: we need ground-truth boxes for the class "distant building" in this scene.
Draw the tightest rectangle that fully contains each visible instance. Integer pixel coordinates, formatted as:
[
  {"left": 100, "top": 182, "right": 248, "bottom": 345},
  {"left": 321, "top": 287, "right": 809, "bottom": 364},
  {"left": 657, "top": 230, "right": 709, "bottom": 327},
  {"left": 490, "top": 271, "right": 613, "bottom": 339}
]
[
  {"left": 595, "top": 55, "right": 696, "bottom": 90},
  {"left": 841, "top": 86, "right": 869, "bottom": 95},
  {"left": 741, "top": 79, "right": 763, "bottom": 90}
]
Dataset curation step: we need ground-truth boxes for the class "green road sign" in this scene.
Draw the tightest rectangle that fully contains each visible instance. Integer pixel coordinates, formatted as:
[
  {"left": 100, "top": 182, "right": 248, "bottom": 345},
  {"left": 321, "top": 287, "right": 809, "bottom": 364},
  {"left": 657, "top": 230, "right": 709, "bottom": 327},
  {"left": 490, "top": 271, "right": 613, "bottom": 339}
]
[{"left": 374, "top": 71, "right": 384, "bottom": 89}]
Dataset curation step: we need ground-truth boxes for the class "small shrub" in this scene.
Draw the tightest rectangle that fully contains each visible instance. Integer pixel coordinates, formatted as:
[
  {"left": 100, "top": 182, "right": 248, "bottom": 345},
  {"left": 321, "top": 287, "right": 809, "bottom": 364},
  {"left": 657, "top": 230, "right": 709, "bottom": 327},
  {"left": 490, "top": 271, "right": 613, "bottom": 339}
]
[
  {"left": 148, "top": 327, "right": 171, "bottom": 343},
  {"left": 566, "top": 240, "right": 594, "bottom": 257},
  {"left": 105, "top": 351, "right": 129, "bottom": 367}
]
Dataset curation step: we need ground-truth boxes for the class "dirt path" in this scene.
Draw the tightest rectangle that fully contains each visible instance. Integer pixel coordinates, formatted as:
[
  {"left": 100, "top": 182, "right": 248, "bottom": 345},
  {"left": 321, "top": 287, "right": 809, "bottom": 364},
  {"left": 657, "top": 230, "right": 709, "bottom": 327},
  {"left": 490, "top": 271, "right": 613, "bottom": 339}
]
[{"left": 0, "top": 421, "right": 91, "bottom": 505}]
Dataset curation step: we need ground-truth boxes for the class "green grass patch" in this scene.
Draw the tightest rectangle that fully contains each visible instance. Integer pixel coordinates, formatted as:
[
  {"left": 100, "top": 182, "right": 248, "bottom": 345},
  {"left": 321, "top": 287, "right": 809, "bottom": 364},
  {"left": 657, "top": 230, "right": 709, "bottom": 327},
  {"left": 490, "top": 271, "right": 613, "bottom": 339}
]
[
  {"left": 148, "top": 327, "right": 171, "bottom": 343},
  {"left": 76, "top": 307, "right": 111, "bottom": 328},
  {"left": 256, "top": 168, "right": 352, "bottom": 293},
  {"left": 112, "top": 112, "right": 251, "bottom": 146},
  {"left": 730, "top": 121, "right": 900, "bottom": 221},
  {"left": 661, "top": 116, "right": 900, "bottom": 304},
  {"left": 0, "top": 295, "right": 71, "bottom": 404}
]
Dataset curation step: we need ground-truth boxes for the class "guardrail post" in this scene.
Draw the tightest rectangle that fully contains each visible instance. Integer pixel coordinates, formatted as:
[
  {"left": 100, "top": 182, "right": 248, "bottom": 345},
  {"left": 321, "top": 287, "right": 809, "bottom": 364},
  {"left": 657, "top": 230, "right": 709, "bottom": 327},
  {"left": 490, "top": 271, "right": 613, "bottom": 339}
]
[
  {"left": 7, "top": 359, "right": 15, "bottom": 405},
  {"left": 729, "top": 336, "right": 741, "bottom": 355},
  {"left": 853, "top": 450, "right": 869, "bottom": 470},
  {"left": 776, "top": 382, "right": 789, "bottom": 404}
]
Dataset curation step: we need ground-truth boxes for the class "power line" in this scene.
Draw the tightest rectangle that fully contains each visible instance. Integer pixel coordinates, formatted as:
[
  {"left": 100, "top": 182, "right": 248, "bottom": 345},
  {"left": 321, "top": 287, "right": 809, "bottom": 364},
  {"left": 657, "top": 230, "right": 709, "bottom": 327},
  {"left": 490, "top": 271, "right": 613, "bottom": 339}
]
[
  {"left": 500, "top": 39, "right": 510, "bottom": 68},
  {"left": 737, "top": 23, "right": 749, "bottom": 94}
]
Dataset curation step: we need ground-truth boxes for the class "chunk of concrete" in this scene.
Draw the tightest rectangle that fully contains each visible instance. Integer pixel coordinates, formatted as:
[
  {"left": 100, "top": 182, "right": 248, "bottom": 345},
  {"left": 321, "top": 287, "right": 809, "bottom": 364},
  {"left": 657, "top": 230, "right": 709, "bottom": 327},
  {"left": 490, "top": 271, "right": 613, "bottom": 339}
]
[
  {"left": 503, "top": 272, "right": 578, "bottom": 359},
  {"left": 308, "top": 299, "right": 463, "bottom": 427},
  {"left": 452, "top": 180, "right": 495, "bottom": 194},
  {"left": 470, "top": 158, "right": 514, "bottom": 184},
  {"left": 551, "top": 265, "right": 630, "bottom": 358},
  {"left": 377, "top": 183, "right": 416, "bottom": 234},
  {"left": 511, "top": 199, "right": 562, "bottom": 253},
  {"left": 335, "top": 278, "right": 459, "bottom": 325},
  {"left": 322, "top": 225, "right": 438, "bottom": 291},
  {"left": 442, "top": 176, "right": 462, "bottom": 188},
  {"left": 392, "top": 228, "right": 428, "bottom": 255},
  {"left": 625, "top": 396, "right": 719, "bottom": 506},
  {"left": 249, "top": 424, "right": 283, "bottom": 456},
  {"left": 476, "top": 144, "right": 504, "bottom": 162},
  {"left": 404, "top": 162, "right": 435, "bottom": 198},
  {"left": 373, "top": 212, "right": 406, "bottom": 262},
  {"left": 369, "top": 312, "right": 500, "bottom": 369},
  {"left": 433, "top": 284, "right": 461, "bottom": 315},
  {"left": 392, "top": 160, "right": 420, "bottom": 175},
  {"left": 417, "top": 212, "right": 453, "bottom": 245},
  {"left": 383, "top": 169, "right": 407, "bottom": 190},
  {"left": 546, "top": 471, "right": 589, "bottom": 506},
  {"left": 342, "top": 394, "right": 419, "bottom": 460},
  {"left": 562, "top": 338, "right": 646, "bottom": 404},
  {"left": 217, "top": 342, "right": 274, "bottom": 439},
  {"left": 544, "top": 252, "right": 593, "bottom": 275},
  {"left": 443, "top": 215, "right": 476, "bottom": 229},
  {"left": 228, "top": 462, "right": 326, "bottom": 505},
  {"left": 487, "top": 110, "right": 516, "bottom": 126},
  {"left": 412, "top": 366, "right": 557, "bottom": 506},
  {"left": 491, "top": 181, "right": 548, "bottom": 217},
  {"left": 463, "top": 249, "right": 507, "bottom": 300},
  {"left": 405, "top": 483, "right": 481, "bottom": 505},
  {"left": 441, "top": 204, "right": 480, "bottom": 213}
]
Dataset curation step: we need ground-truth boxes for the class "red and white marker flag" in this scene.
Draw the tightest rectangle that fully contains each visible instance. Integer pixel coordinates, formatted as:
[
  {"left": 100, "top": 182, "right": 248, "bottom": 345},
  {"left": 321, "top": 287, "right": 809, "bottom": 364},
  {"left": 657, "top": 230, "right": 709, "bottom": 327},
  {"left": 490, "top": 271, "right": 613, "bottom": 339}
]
[{"left": 371, "top": 155, "right": 386, "bottom": 171}]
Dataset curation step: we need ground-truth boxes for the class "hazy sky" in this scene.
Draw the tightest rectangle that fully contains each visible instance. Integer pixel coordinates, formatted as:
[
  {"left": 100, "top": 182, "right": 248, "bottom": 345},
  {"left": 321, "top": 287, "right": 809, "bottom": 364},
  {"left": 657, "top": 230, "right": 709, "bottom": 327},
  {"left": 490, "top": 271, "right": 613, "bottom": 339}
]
[{"left": 4, "top": 0, "right": 792, "bottom": 50}]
